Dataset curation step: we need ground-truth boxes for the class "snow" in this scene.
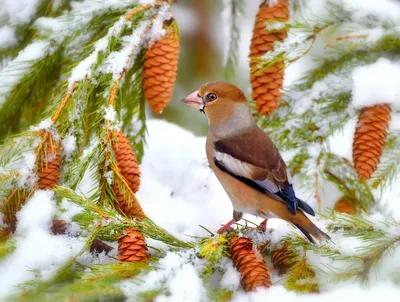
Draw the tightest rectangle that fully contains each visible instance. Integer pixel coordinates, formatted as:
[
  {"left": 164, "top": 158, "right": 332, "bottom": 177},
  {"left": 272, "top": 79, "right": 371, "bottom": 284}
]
[
  {"left": 0, "top": 40, "right": 50, "bottom": 104},
  {"left": 147, "top": 3, "right": 172, "bottom": 47},
  {"left": 13, "top": 151, "right": 37, "bottom": 188},
  {"left": 0, "top": 26, "right": 17, "bottom": 49},
  {"left": 0, "top": 190, "right": 85, "bottom": 298},
  {"left": 29, "top": 118, "right": 53, "bottom": 132},
  {"left": 121, "top": 250, "right": 207, "bottom": 301},
  {"left": 1, "top": 0, "right": 400, "bottom": 300},
  {"left": 104, "top": 105, "right": 118, "bottom": 123},
  {"left": 2, "top": 0, "right": 41, "bottom": 25},
  {"left": 231, "top": 283, "right": 400, "bottom": 302},
  {"left": 102, "top": 20, "right": 150, "bottom": 79},
  {"left": 62, "top": 134, "right": 77, "bottom": 160},
  {"left": 351, "top": 58, "right": 400, "bottom": 109},
  {"left": 137, "top": 120, "right": 233, "bottom": 240},
  {"left": 220, "top": 260, "right": 241, "bottom": 290},
  {"left": 341, "top": 0, "right": 400, "bottom": 23},
  {"left": 68, "top": 16, "right": 129, "bottom": 87}
]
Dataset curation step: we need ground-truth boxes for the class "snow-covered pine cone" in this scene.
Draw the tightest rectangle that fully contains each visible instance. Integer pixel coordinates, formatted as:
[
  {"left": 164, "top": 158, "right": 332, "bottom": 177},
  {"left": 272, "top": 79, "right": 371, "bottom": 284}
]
[
  {"left": 230, "top": 236, "right": 271, "bottom": 292},
  {"left": 118, "top": 227, "right": 149, "bottom": 263},
  {"left": 143, "top": 18, "right": 180, "bottom": 114},
  {"left": 352, "top": 104, "right": 391, "bottom": 181},
  {"left": 250, "top": 0, "right": 289, "bottom": 115},
  {"left": 37, "top": 136, "right": 61, "bottom": 190},
  {"left": 270, "top": 242, "right": 297, "bottom": 275}
]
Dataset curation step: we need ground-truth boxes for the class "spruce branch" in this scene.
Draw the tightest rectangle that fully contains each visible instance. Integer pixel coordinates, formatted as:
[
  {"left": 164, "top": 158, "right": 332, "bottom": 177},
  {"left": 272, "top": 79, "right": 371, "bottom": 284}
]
[{"left": 323, "top": 153, "right": 375, "bottom": 212}]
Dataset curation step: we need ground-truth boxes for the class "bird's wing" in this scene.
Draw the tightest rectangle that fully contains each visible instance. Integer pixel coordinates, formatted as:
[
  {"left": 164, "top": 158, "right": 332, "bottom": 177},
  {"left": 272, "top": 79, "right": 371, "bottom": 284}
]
[{"left": 213, "top": 128, "right": 314, "bottom": 216}]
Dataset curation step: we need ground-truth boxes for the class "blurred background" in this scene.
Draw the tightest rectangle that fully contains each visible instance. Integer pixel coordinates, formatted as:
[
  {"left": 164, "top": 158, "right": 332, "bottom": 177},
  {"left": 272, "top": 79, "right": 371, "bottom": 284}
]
[{"left": 157, "top": 0, "right": 261, "bottom": 136}]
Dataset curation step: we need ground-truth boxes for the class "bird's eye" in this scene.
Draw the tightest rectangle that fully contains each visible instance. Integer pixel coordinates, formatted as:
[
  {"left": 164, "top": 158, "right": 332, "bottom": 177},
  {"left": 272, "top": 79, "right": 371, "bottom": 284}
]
[{"left": 206, "top": 93, "right": 217, "bottom": 102}]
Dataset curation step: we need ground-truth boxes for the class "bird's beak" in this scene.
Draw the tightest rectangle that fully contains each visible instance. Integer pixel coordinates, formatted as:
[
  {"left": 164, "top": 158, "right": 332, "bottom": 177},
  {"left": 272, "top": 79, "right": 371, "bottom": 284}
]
[{"left": 181, "top": 90, "right": 204, "bottom": 111}]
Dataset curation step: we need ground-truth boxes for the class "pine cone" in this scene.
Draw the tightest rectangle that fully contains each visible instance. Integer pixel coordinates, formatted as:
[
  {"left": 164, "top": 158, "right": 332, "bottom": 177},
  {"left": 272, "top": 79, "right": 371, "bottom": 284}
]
[
  {"left": 334, "top": 196, "right": 356, "bottom": 215},
  {"left": 249, "top": 0, "right": 289, "bottom": 115},
  {"left": 51, "top": 219, "right": 68, "bottom": 235},
  {"left": 352, "top": 104, "right": 391, "bottom": 181},
  {"left": 118, "top": 227, "right": 149, "bottom": 263},
  {"left": 90, "top": 239, "right": 114, "bottom": 255},
  {"left": 112, "top": 182, "right": 145, "bottom": 220},
  {"left": 271, "top": 242, "right": 297, "bottom": 275},
  {"left": 1, "top": 189, "right": 29, "bottom": 233},
  {"left": 37, "top": 136, "right": 61, "bottom": 190},
  {"left": 230, "top": 236, "right": 271, "bottom": 292},
  {"left": 112, "top": 131, "right": 140, "bottom": 194},
  {"left": 111, "top": 131, "right": 144, "bottom": 220},
  {"left": 143, "top": 18, "right": 180, "bottom": 114},
  {"left": 284, "top": 252, "right": 319, "bottom": 293}
]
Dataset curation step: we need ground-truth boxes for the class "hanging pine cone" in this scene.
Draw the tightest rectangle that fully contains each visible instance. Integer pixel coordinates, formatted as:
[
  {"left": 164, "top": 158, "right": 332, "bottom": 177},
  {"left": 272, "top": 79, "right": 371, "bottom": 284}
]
[
  {"left": 118, "top": 227, "right": 149, "bottom": 263},
  {"left": 230, "top": 236, "right": 271, "bottom": 292},
  {"left": 270, "top": 242, "right": 298, "bottom": 275},
  {"left": 334, "top": 196, "right": 356, "bottom": 215},
  {"left": 37, "top": 135, "right": 61, "bottom": 190},
  {"left": 249, "top": 0, "right": 289, "bottom": 115},
  {"left": 1, "top": 189, "right": 29, "bottom": 233},
  {"left": 352, "top": 104, "right": 391, "bottom": 181},
  {"left": 111, "top": 130, "right": 144, "bottom": 220},
  {"left": 143, "top": 18, "right": 180, "bottom": 114},
  {"left": 112, "top": 131, "right": 140, "bottom": 194},
  {"left": 111, "top": 181, "right": 145, "bottom": 220},
  {"left": 51, "top": 219, "right": 68, "bottom": 235}
]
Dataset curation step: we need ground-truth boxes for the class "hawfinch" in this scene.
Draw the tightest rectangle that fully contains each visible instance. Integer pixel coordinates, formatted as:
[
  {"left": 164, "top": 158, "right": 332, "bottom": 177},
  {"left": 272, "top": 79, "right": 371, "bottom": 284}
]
[{"left": 183, "top": 81, "right": 329, "bottom": 243}]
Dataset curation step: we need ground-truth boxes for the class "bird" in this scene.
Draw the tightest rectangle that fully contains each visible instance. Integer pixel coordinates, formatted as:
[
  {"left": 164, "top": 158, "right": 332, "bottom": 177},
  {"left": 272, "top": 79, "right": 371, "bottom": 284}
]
[{"left": 182, "top": 80, "right": 329, "bottom": 243}]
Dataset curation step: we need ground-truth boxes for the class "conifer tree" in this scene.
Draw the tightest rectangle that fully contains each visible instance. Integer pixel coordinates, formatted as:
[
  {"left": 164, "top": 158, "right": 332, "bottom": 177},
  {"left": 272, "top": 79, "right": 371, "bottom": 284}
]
[{"left": 0, "top": 0, "right": 400, "bottom": 300}]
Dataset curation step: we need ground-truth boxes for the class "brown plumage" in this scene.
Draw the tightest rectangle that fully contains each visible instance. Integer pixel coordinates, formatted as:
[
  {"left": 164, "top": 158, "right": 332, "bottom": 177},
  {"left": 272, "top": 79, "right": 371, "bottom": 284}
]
[
  {"left": 249, "top": 0, "right": 289, "bottom": 115},
  {"left": 143, "top": 18, "right": 180, "bottom": 114},
  {"left": 353, "top": 104, "right": 391, "bottom": 181},
  {"left": 183, "top": 81, "right": 329, "bottom": 243},
  {"left": 37, "top": 136, "right": 61, "bottom": 190},
  {"left": 230, "top": 236, "right": 271, "bottom": 291},
  {"left": 118, "top": 227, "right": 149, "bottom": 263}
]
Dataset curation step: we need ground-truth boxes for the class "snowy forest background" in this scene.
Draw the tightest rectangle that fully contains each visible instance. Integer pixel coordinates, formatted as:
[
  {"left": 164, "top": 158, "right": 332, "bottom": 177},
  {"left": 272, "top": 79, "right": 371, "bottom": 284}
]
[{"left": 0, "top": 0, "right": 400, "bottom": 301}]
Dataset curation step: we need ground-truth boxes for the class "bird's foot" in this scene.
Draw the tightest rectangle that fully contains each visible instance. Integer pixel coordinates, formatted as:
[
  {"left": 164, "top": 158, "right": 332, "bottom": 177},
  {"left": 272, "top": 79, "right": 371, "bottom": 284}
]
[
  {"left": 256, "top": 219, "right": 268, "bottom": 232},
  {"left": 217, "top": 220, "right": 235, "bottom": 234}
]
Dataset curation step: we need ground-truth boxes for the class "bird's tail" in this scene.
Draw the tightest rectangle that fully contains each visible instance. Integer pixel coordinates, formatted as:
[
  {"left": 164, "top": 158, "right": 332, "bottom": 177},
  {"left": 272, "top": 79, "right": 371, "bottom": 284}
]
[
  {"left": 294, "top": 223, "right": 330, "bottom": 244},
  {"left": 258, "top": 191, "right": 330, "bottom": 244}
]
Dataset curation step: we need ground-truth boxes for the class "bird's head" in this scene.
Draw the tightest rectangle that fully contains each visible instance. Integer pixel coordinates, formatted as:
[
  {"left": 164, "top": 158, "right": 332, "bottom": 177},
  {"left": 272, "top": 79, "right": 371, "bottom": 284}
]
[{"left": 182, "top": 81, "right": 254, "bottom": 134}]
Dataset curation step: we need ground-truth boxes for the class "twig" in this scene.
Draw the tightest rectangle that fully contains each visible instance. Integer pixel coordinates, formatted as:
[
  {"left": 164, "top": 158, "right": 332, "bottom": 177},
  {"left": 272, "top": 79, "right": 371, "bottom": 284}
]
[
  {"left": 323, "top": 169, "right": 367, "bottom": 212},
  {"left": 199, "top": 225, "right": 215, "bottom": 237},
  {"left": 288, "top": 23, "right": 333, "bottom": 64},
  {"left": 325, "top": 34, "right": 367, "bottom": 49},
  {"left": 314, "top": 153, "right": 323, "bottom": 213},
  {"left": 51, "top": 82, "right": 79, "bottom": 123}
]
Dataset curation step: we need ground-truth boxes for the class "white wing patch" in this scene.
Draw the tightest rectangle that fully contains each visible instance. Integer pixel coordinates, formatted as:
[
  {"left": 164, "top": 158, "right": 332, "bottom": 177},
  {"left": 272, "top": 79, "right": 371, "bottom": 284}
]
[
  {"left": 214, "top": 151, "right": 253, "bottom": 179},
  {"left": 214, "top": 150, "right": 279, "bottom": 193}
]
